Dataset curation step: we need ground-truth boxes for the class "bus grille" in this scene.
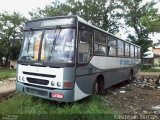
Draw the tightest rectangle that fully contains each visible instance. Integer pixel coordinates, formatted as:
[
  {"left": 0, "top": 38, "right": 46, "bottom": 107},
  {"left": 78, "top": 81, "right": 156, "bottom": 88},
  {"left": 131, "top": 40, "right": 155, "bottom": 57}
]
[
  {"left": 27, "top": 78, "right": 49, "bottom": 85},
  {"left": 23, "top": 72, "right": 56, "bottom": 78},
  {"left": 26, "top": 87, "right": 48, "bottom": 97}
]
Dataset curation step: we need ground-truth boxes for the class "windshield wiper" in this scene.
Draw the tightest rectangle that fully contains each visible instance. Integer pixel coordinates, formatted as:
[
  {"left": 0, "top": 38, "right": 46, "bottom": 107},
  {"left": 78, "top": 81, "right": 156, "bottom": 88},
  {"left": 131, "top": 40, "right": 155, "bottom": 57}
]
[
  {"left": 27, "top": 29, "right": 31, "bottom": 53},
  {"left": 21, "top": 55, "right": 34, "bottom": 60},
  {"left": 51, "top": 26, "right": 62, "bottom": 53}
]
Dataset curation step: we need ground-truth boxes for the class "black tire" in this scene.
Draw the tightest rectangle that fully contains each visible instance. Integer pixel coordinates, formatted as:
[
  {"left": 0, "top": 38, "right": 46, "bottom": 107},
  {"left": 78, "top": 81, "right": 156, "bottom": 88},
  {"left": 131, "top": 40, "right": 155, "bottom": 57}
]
[
  {"left": 93, "top": 80, "right": 104, "bottom": 95},
  {"left": 128, "top": 70, "right": 133, "bottom": 83},
  {"left": 93, "top": 81, "right": 99, "bottom": 95}
]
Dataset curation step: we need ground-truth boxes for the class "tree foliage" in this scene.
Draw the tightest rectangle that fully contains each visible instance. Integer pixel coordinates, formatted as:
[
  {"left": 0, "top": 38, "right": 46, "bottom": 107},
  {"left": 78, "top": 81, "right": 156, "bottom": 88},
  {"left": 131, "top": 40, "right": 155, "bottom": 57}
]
[
  {"left": 0, "top": 12, "right": 26, "bottom": 66},
  {"left": 120, "top": 0, "right": 160, "bottom": 54},
  {"left": 29, "top": 0, "right": 122, "bottom": 34}
]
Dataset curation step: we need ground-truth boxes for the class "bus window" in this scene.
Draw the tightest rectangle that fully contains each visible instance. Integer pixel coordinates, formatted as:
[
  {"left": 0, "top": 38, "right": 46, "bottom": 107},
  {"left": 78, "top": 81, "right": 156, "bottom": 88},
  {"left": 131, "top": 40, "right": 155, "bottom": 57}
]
[
  {"left": 94, "top": 30, "right": 106, "bottom": 56},
  {"left": 135, "top": 46, "right": 138, "bottom": 58},
  {"left": 98, "top": 45, "right": 106, "bottom": 55},
  {"left": 130, "top": 45, "right": 134, "bottom": 58},
  {"left": 138, "top": 48, "right": 141, "bottom": 58},
  {"left": 94, "top": 44, "right": 99, "bottom": 54},
  {"left": 118, "top": 40, "right": 124, "bottom": 57},
  {"left": 41, "top": 29, "right": 75, "bottom": 62},
  {"left": 95, "top": 30, "right": 106, "bottom": 44},
  {"left": 125, "top": 43, "right": 130, "bottom": 57},
  {"left": 20, "top": 31, "right": 43, "bottom": 61},
  {"left": 108, "top": 37, "right": 117, "bottom": 56},
  {"left": 94, "top": 44, "right": 106, "bottom": 55},
  {"left": 78, "top": 30, "right": 93, "bottom": 63}
]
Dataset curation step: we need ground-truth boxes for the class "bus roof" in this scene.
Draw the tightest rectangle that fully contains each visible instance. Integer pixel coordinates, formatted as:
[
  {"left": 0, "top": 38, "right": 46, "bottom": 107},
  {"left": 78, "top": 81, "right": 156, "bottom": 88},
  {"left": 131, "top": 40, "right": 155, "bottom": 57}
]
[{"left": 26, "top": 15, "right": 140, "bottom": 48}]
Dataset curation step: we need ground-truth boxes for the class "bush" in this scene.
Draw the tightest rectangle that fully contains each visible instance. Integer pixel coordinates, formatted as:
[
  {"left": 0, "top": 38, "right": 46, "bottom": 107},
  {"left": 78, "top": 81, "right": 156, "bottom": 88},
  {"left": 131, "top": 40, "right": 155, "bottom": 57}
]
[{"left": 140, "top": 64, "right": 151, "bottom": 71}]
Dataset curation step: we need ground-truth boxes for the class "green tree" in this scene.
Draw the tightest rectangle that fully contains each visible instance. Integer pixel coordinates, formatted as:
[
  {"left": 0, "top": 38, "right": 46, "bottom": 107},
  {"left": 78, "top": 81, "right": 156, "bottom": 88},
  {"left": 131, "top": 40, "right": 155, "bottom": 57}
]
[
  {"left": 29, "top": 0, "right": 122, "bottom": 34},
  {"left": 67, "top": 0, "right": 122, "bottom": 33},
  {"left": 141, "top": 11, "right": 160, "bottom": 33},
  {"left": 120, "top": 0, "right": 159, "bottom": 55},
  {"left": 0, "top": 12, "right": 26, "bottom": 66}
]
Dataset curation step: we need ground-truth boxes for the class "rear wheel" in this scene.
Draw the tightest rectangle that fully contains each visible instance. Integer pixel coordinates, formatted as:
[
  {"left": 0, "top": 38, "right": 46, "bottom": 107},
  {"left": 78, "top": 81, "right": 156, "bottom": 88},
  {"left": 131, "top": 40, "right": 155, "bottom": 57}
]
[
  {"left": 128, "top": 70, "right": 133, "bottom": 83},
  {"left": 93, "top": 81, "right": 99, "bottom": 95},
  {"left": 93, "top": 78, "right": 104, "bottom": 95}
]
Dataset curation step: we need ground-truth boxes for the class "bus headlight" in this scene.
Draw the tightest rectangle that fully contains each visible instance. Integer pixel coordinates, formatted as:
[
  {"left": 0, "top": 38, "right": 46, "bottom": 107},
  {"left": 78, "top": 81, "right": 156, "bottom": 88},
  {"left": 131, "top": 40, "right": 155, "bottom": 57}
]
[
  {"left": 22, "top": 76, "right": 25, "bottom": 81},
  {"left": 51, "top": 81, "right": 55, "bottom": 86},
  {"left": 18, "top": 76, "right": 21, "bottom": 81},
  {"left": 57, "top": 81, "right": 61, "bottom": 87}
]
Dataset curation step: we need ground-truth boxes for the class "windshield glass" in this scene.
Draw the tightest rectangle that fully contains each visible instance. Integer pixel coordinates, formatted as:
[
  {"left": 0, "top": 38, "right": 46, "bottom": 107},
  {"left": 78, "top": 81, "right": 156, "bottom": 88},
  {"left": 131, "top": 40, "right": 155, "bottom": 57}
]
[
  {"left": 20, "top": 31, "right": 43, "bottom": 61},
  {"left": 19, "top": 29, "right": 75, "bottom": 62},
  {"left": 41, "top": 29, "right": 75, "bottom": 62}
]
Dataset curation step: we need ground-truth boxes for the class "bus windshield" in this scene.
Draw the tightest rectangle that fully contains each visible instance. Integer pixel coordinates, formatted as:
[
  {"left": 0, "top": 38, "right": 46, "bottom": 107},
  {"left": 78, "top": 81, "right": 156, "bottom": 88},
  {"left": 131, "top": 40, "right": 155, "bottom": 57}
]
[{"left": 20, "top": 28, "right": 75, "bottom": 63}]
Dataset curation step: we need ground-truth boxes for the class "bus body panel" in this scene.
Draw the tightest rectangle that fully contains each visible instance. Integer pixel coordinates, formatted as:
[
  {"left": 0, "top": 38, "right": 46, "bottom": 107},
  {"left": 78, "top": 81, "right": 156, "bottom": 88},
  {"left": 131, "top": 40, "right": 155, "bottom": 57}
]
[
  {"left": 16, "top": 82, "right": 75, "bottom": 102},
  {"left": 73, "top": 56, "right": 141, "bottom": 97},
  {"left": 17, "top": 64, "right": 64, "bottom": 89},
  {"left": 74, "top": 63, "right": 95, "bottom": 100},
  {"left": 16, "top": 64, "right": 76, "bottom": 102},
  {"left": 89, "top": 56, "right": 141, "bottom": 89}
]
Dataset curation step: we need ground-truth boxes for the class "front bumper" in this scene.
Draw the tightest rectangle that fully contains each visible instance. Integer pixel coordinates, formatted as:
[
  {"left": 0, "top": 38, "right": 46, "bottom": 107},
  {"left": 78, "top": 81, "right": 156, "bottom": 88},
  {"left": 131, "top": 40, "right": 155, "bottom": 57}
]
[{"left": 16, "top": 82, "right": 74, "bottom": 102}]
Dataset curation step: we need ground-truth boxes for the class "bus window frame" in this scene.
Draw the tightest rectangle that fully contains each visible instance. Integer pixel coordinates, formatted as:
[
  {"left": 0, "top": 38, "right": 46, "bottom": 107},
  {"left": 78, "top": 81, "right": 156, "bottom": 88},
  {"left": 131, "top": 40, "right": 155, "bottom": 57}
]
[
  {"left": 108, "top": 36, "right": 118, "bottom": 57},
  {"left": 124, "top": 42, "right": 130, "bottom": 58},
  {"left": 94, "top": 30, "right": 107, "bottom": 56},
  {"left": 117, "top": 39, "right": 124, "bottom": 57},
  {"left": 77, "top": 24, "right": 93, "bottom": 64}
]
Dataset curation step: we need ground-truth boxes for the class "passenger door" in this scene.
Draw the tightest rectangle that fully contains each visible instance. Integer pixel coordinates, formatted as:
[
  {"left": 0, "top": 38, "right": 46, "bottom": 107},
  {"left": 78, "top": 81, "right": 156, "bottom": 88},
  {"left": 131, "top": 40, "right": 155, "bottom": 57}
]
[{"left": 75, "top": 30, "right": 93, "bottom": 97}]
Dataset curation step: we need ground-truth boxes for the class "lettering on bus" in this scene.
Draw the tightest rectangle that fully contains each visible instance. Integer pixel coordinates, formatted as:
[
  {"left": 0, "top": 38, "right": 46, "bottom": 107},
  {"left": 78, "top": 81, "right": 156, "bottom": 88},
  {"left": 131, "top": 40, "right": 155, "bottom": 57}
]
[{"left": 120, "top": 59, "right": 138, "bottom": 65}]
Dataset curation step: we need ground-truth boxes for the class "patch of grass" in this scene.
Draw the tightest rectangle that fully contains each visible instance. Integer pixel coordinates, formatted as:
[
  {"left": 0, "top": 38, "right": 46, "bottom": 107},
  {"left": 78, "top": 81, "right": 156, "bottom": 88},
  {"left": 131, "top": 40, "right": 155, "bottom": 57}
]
[
  {"left": 140, "top": 64, "right": 160, "bottom": 72},
  {"left": 0, "top": 68, "right": 16, "bottom": 80},
  {"left": 144, "top": 68, "right": 160, "bottom": 72},
  {"left": 0, "top": 94, "right": 116, "bottom": 120},
  {"left": 141, "top": 67, "right": 160, "bottom": 72}
]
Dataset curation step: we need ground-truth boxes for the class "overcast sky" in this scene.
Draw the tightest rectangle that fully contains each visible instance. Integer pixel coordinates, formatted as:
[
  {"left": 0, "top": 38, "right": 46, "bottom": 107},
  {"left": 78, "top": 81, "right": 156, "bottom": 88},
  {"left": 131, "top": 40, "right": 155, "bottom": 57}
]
[{"left": 0, "top": 0, "right": 52, "bottom": 18}]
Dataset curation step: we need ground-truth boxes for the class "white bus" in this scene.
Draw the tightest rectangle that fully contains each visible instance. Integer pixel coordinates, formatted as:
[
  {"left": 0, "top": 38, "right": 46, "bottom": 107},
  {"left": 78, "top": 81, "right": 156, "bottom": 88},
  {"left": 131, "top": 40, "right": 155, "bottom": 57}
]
[{"left": 16, "top": 16, "right": 141, "bottom": 102}]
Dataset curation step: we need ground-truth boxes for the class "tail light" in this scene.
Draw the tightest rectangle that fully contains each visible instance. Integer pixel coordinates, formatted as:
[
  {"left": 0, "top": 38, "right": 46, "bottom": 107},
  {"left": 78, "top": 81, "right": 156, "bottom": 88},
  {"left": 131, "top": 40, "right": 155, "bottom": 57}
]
[{"left": 63, "top": 82, "right": 73, "bottom": 88}]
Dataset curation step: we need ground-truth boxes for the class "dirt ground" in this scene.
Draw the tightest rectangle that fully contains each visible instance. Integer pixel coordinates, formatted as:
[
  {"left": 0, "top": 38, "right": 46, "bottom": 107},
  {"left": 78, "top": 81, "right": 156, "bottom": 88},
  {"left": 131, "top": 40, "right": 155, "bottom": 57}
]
[
  {"left": 0, "top": 78, "right": 16, "bottom": 101},
  {"left": 104, "top": 72, "right": 160, "bottom": 115}
]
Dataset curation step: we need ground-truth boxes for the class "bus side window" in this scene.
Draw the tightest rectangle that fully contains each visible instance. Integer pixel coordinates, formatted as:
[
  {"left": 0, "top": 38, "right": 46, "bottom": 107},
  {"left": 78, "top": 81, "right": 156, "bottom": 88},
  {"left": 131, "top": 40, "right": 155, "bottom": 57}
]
[
  {"left": 78, "top": 30, "right": 93, "bottom": 63},
  {"left": 138, "top": 48, "right": 141, "bottom": 58},
  {"left": 108, "top": 39, "right": 117, "bottom": 56},
  {"left": 94, "top": 44, "right": 106, "bottom": 55},
  {"left": 125, "top": 43, "right": 130, "bottom": 57},
  {"left": 117, "top": 40, "right": 124, "bottom": 57}
]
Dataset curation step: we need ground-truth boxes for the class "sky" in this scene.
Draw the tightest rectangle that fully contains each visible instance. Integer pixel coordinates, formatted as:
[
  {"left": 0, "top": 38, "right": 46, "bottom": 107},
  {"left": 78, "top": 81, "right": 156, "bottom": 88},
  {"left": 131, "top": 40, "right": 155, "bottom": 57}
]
[
  {"left": 0, "top": 0, "right": 52, "bottom": 18},
  {"left": 0, "top": 0, "right": 159, "bottom": 44}
]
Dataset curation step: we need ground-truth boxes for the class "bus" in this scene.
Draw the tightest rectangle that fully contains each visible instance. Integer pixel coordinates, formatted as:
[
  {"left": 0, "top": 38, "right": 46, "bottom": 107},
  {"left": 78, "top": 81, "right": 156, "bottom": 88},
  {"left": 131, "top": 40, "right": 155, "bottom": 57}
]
[{"left": 16, "top": 15, "right": 141, "bottom": 102}]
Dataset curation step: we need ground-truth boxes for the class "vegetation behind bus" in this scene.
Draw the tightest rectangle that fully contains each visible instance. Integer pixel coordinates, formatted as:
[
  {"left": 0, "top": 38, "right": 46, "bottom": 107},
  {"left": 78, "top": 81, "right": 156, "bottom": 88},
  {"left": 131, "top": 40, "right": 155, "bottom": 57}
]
[
  {"left": 0, "top": 12, "right": 26, "bottom": 66},
  {"left": 0, "top": 68, "right": 16, "bottom": 81},
  {"left": 140, "top": 64, "right": 160, "bottom": 72}
]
